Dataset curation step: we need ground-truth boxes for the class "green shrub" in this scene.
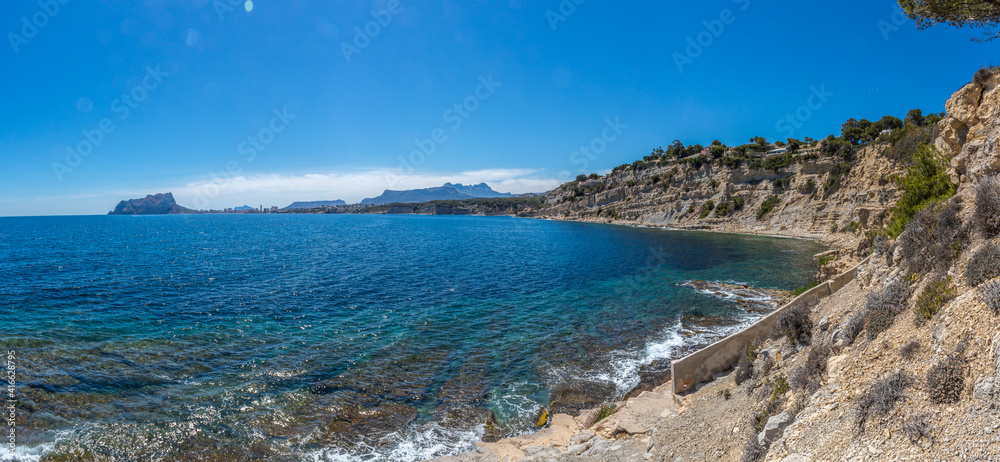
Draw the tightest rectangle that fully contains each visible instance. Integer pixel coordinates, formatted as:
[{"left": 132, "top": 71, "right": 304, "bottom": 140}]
[
  {"left": 710, "top": 179, "right": 719, "bottom": 188},
  {"left": 699, "top": 200, "right": 715, "bottom": 219},
  {"left": 757, "top": 196, "right": 780, "bottom": 220},
  {"left": 914, "top": 277, "right": 956, "bottom": 325},
  {"left": 855, "top": 371, "right": 912, "bottom": 434},
  {"left": 791, "top": 280, "right": 818, "bottom": 296},
  {"left": 772, "top": 175, "right": 794, "bottom": 189},
  {"left": 650, "top": 174, "right": 661, "bottom": 184},
  {"left": 802, "top": 178, "right": 816, "bottom": 193},
  {"left": 966, "top": 244, "right": 1000, "bottom": 287},
  {"left": 886, "top": 145, "right": 956, "bottom": 238},
  {"left": 715, "top": 202, "right": 731, "bottom": 217},
  {"left": 733, "top": 195, "right": 746, "bottom": 210},
  {"left": 591, "top": 403, "right": 618, "bottom": 424},
  {"left": 626, "top": 179, "right": 636, "bottom": 187}
]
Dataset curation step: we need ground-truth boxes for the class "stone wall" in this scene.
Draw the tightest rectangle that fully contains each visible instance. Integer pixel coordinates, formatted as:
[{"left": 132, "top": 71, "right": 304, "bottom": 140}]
[{"left": 670, "top": 256, "right": 870, "bottom": 394}]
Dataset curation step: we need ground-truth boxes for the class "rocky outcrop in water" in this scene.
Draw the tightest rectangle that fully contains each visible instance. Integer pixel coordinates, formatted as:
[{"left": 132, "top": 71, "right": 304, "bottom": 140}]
[{"left": 108, "top": 193, "right": 196, "bottom": 215}]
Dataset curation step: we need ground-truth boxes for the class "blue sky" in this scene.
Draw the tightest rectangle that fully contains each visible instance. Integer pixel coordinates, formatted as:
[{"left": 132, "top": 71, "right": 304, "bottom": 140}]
[{"left": 2, "top": 0, "right": 999, "bottom": 216}]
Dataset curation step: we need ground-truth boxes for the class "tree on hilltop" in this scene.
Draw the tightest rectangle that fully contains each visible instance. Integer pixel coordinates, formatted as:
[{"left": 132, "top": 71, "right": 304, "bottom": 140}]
[
  {"left": 905, "top": 109, "right": 926, "bottom": 127},
  {"left": 899, "top": 0, "right": 1000, "bottom": 40}
]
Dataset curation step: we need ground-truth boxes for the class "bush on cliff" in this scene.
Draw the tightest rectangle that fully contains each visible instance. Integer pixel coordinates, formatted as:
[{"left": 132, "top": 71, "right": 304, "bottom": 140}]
[
  {"left": 886, "top": 145, "right": 956, "bottom": 238},
  {"left": 926, "top": 340, "right": 968, "bottom": 404},
  {"left": 843, "top": 310, "right": 867, "bottom": 346},
  {"left": 854, "top": 371, "right": 913, "bottom": 434},
  {"left": 735, "top": 344, "right": 758, "bottom": 386},
  {"left": 914, "top": 276, "right": 956, "bottom": 325},
  {"left": 757, "top": 196, "right": 780, "bottom": 220},
  {"left": 966, "top": 243, "right": 1000, "bottom": 287},
  {"left": 896, "top": 199, "right": 967, "bottom": 275},
  {"left": 771, "top": 301, "right": 815, "bottom": 346},
  {"left": 789, "top": 342, "right": 831, "bottom": 393},
  {"left": 865, "top": 278, "right": 912, "bottom": 341},
  {"left": 699, "top": 200, "right": 715, "bottom": 219},
  {"left": 978, "top": 280, "right": 1000, "bottom": 315},
  {"left": 974, "top": 176, "right": 1000, "bottom": 238}
]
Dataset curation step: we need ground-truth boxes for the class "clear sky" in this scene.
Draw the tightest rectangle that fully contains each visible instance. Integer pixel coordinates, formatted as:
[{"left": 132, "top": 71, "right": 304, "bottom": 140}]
[{"left": 2, "top": 0, "right": 999, "bottom": 216}]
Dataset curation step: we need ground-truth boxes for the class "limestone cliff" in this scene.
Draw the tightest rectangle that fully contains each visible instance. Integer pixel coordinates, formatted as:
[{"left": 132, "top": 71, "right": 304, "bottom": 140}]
[{"left": 530, "top": 141, "right": 911, "bottom": 271}]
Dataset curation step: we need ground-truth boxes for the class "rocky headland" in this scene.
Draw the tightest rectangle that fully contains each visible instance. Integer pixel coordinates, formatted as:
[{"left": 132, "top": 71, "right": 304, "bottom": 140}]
[{"left": 108, "top": 192, "right": 195, "bottom": 215}]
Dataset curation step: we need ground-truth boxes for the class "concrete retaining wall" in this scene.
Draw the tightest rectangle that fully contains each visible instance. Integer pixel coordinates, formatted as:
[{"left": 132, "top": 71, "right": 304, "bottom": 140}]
[{"left": 670, "top": 255, "right": 872, "bottom": 394}]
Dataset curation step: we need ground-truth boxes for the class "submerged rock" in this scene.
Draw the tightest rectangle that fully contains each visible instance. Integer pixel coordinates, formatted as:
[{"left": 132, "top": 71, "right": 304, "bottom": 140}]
[
  {"left": 680, "top": 280, "right": 791, "bottom": 313},
  {"left": 482, "top": 410, "right": 503, "bottom": 442},
  {"left": 549, "top": 381, "right": 617, "bottom": 415}
]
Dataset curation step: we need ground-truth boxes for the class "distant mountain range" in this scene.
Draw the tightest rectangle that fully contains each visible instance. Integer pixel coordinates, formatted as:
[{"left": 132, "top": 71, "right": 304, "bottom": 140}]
[
  {"left": 108, "top": 193, "right": 195, "bottom": 215},
  {"left": 360, "top": 183, "right": 515, "bottom": 205},
  {"left": 234, "top": 205, "right": 256, "bottom": 211},
  {"left": 283, "top": 200, "right": 347, "bottom": 210}
]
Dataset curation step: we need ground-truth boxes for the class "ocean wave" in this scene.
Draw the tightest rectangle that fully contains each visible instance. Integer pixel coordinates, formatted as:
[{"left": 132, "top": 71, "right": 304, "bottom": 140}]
[
  {"left": 305, "top": 421, "right": 482, "bottom": 462},
  {"left": 0, "top": 438, "right": 56, "bottom": 462}
]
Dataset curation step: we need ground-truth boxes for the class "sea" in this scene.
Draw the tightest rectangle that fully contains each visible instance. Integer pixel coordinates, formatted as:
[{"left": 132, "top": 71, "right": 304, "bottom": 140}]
[{"left": 0, "top": 214, "right": 825, "bottom": 461}]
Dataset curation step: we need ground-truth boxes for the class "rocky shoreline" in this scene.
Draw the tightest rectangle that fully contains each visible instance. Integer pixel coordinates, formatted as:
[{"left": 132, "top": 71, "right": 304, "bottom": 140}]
[
  {"left": 432, "top": 69, "right": 1000, "bottom": 462},
  {"left": 426, "top": 279, "right": 803, "bottom": 462}
]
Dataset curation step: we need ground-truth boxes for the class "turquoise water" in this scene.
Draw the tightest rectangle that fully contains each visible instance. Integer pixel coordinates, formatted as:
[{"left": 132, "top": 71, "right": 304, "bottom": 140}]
[{"left": 0, "top": 214, "right": 824, "bottom": 461}]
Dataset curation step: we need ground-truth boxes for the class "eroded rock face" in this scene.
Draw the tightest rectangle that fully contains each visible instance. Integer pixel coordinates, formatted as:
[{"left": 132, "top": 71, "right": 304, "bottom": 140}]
[{"left": 937, "top": 71, "right": 1000, "bottom": 185}]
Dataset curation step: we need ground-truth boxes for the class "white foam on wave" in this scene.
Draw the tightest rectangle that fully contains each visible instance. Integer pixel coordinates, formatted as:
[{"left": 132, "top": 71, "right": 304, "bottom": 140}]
[
  {"left": 593, "top": 319, "right": 687, "bottom": 395},
  {"left": 0, "top": 436, "right": 61, "bottom": 462},
  {"left": 575, "top": 311, "right": 765, "bottom": 397},
  {"left": 680, "top": 280, "right": 782, "bottom": 309},
  {"left": 305, "top": 421, "right": 483, "bottom": 462}
]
